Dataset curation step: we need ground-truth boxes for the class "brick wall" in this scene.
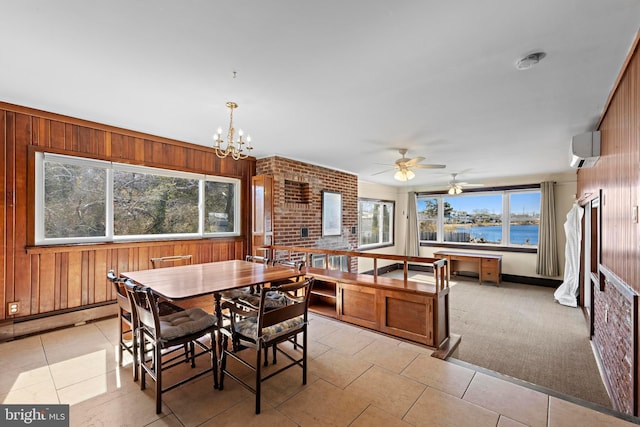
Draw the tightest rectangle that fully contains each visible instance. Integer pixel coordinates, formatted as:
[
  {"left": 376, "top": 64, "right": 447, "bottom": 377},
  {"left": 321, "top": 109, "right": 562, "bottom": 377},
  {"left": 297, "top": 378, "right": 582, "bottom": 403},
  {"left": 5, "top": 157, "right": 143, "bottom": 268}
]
[
  {"left": 593, "top": 269, "right": 635, "bottom": 414},
  {"left": 256, "top": 156, "right": 358, "bottom": 268}
]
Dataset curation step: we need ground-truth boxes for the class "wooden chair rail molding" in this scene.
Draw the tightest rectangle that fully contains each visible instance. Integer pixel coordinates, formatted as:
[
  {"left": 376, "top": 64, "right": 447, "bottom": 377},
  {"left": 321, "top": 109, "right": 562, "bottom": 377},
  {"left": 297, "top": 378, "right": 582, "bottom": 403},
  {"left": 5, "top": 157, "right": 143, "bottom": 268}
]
[{"left": 261, "top": 245, "right": 452, "bottom": 350}]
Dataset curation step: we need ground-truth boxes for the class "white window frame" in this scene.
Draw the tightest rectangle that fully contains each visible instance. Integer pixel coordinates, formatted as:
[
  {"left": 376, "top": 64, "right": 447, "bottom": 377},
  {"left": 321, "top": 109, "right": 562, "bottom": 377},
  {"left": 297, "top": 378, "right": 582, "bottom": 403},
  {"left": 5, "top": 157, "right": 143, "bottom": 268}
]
[
  {"left": 35, "top": 152, "right": 241, "bottom": 245},
  {"left": 416, "top": 188, "right": 540, "bottom": 249},
  {"left": 358, "top": 198, "right": 395, "bottom": 250}
]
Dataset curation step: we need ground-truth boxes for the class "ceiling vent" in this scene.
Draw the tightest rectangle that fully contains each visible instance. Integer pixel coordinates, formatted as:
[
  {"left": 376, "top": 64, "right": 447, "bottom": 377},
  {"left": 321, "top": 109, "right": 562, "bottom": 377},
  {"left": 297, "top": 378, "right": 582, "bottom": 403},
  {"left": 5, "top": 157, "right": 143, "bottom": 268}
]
[{"left": 570, "top": 131, "right": 600, "bottom": 168}]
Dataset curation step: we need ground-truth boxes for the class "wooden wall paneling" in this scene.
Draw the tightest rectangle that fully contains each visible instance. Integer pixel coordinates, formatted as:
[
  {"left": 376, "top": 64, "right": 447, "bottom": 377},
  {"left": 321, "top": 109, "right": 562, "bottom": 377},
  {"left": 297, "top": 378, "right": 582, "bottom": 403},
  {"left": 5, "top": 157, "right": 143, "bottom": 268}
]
[
  {"left": 49, "top": 120, "right": 66, "bottom": 150},
  {"left": 5, "top": 111, "right": 16, "bottom": 317},
  {"left": 633, "top": 55, "right": 640, "bottom": 289},
  {"left": 83, "top": 251, "right": 91, "bottom": 305},
  {"left": 39, "top": 253, "right": 56, "bottom": 312},
  {"left": 67, "top": 251, "right": 82, "bottom": 308},
  {"left": 92, "top": 250, "right": 106, "bottom": 303},
  {"left": 59, "top": 252, "right": 68, "bottom": 310},
  {"left": 64, "top": 124, "right": 73, "bottom": 151},
  {"left": 110, "top": 133, "right": 124, "bottom": 160},
  {"left": 14, "top": 113, "right": 32, "bottom": 315},
  {"left": 0, "top": 109, "right": 6, "bottom": 319},
  {"left": 30, "top": 254, "right": 39, "bottom": 315}
]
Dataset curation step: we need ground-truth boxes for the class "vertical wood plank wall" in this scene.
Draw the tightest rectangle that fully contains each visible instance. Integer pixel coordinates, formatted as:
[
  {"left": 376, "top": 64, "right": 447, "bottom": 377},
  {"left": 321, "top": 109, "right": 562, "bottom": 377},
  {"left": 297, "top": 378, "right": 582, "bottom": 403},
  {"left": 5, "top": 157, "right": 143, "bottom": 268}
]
[
  {"left": 577, "top": 37, "right": 640, "bottom": 296},
  {"left": 0, "top": 102, "right": 255, "bottom": 322},
  {"left": 577, "top": 33, "right": 640, "bottom": 415}
]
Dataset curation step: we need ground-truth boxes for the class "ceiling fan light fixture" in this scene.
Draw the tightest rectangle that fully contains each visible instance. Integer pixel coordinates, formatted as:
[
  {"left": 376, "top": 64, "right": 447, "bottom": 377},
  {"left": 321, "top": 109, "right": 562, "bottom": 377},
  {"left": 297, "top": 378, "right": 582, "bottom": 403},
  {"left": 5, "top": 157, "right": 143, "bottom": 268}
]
[
  {"left": 394, "top": 169, "right": 415, "bottom": 181},
  {"left": 448, "top": 185, "right": 462, "bottom": 195}
]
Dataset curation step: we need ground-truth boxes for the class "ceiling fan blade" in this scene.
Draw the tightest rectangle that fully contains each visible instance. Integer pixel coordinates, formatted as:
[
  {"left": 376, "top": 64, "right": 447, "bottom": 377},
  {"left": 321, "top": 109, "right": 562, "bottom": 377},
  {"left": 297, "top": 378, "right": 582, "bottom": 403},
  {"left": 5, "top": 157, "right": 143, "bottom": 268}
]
[
  {"left": 403, "top": 156, "right": 425, "bottom": 167},
  {"left": 413, "top": 163, "right": 446, "bottom": 169},
  {"left": 371, "top": 168, "right": 395, "bottom": 176},
  {"left": 461, "top": 183, "right": 484, "bottom": 187}
]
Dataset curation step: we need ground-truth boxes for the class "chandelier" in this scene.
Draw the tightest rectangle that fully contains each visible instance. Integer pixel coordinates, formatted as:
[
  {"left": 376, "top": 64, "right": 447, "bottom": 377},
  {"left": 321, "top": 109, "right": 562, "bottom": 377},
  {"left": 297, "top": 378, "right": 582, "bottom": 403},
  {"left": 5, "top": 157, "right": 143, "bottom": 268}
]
[
  {"left": 213, "top": 101, "right": 253, "bottom": 160},
  {"left": 394, "top": 169, "right": 415, "bottom": 182}
]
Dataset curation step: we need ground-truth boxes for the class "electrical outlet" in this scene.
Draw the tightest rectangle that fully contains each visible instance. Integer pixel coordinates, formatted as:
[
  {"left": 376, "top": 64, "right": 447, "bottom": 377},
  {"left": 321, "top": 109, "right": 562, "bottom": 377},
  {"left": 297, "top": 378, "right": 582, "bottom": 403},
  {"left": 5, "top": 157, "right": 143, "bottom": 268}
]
[{"left": 7, "top": 302, "right": 19, "bottom": 315}]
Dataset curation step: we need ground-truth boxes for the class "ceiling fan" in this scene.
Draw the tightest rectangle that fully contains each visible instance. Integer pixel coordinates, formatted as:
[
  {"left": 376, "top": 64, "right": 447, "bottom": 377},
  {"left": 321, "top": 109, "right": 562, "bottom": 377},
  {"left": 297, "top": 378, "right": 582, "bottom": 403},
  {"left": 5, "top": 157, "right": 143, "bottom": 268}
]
[
  {"left": 448, "top": 173, "right": 484, "bottom": 194},
  {"left": 373, "top": 149, "right": 446, "bottom": 181}
]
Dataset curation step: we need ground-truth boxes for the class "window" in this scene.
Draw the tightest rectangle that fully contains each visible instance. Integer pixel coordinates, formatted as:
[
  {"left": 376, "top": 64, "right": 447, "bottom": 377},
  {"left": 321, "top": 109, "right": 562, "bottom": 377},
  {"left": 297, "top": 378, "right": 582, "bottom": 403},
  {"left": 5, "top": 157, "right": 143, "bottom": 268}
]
[
  {"left": 35, "top": 153, "right": 240, "bottom": 244},
  {"left": 417, "top": 188, "right": 540, "bottom": 248},
  {"left": 358, "top": 198, "right": 394, "bottom": 249}
]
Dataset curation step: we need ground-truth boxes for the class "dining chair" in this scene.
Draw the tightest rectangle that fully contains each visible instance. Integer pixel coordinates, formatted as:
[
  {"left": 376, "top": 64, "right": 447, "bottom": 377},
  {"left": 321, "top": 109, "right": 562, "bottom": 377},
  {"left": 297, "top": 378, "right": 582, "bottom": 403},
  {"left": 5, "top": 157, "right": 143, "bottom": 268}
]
[
  {"left": 107, "top": 270, "right": 187, "bottom": 380},
  {"left": 107, "top": 270, "right": 139, "bottom": 379},
  {"left": 219, "top": 277, "right": 314, "bottom": 414},
  {"left": 150, "top": 254, "right": 193, "bottom": 269},
  {"left": 124, "top": 280, "right": 219, "bottom": 414}
]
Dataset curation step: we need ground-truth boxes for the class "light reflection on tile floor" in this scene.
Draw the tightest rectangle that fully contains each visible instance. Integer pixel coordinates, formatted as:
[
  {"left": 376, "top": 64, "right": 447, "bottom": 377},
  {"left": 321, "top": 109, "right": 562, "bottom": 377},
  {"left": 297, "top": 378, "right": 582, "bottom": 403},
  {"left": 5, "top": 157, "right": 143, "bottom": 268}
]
[{"left": 0, "top": 314, "right": 637, "bottom": 426}]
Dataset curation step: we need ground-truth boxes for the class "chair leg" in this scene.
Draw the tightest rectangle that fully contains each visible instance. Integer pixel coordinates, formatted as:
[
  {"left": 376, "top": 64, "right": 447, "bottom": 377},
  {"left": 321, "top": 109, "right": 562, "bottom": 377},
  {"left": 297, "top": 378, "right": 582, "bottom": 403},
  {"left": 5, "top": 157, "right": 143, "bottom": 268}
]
[
  {"left": 302, "top": 329, "right": 307, "bottom": 385},
  {"left": 272, "top": 343, "right": 277, "bottom": 365},
  {"left": 132, "top": 327, "right": 139, "bottom": 382},
  {"left": 155, "top": 343, "right": 162, "bottom": 414},
  {"left": 211, "top": 331, "right": 219, "bottom": 389},
  {"left": 118, "top": 312, "right": 124, "bottom": 366},
  {"left": 189, "top": 341, "right": 196, "bottom": 368},
  {"left": 219, "top": 335, "right": 228, "bottom": 391},
  {"left": 140, "top": 333, "right": 147, "bottom": 391},
  {"left": 256, "top": 345, "right": 262, "bottom": 414}
]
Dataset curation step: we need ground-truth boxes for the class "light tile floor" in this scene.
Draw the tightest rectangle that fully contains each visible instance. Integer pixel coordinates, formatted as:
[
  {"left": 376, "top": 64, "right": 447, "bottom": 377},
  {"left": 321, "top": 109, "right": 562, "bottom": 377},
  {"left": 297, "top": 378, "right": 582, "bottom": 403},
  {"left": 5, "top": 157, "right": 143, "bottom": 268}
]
[{"left": 0, "top": 314, "right": 638, "bottom": 427}]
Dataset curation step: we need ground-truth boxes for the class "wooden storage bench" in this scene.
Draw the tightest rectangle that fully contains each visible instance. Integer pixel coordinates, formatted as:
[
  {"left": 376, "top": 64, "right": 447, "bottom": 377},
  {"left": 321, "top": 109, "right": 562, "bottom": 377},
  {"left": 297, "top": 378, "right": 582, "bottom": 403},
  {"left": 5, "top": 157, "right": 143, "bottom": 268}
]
[{"left": 305, "top": 267, "right": 449, "bottom": 348}]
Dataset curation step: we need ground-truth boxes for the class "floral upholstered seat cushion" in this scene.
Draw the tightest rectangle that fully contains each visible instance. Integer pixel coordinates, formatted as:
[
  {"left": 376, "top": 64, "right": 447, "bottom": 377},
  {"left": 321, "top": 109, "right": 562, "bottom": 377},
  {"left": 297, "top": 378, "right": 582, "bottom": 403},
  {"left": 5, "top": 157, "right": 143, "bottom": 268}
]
[
  {"left": 233, "top": 315, "right": 305, "bottom": 341},
  {"left": 158, "top": 308, "right": 217, "bottom": 340},
  {"left": 239, "top": 291, "right": 286, "bottom": 309}
]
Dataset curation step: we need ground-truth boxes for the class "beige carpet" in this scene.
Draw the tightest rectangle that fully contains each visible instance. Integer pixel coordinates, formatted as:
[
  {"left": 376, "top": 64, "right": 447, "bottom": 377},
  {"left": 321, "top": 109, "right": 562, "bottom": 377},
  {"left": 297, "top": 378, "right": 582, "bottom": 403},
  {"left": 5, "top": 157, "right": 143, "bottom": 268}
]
[{"left": 384, "top": 270, "right": 611, "bottom": 408}]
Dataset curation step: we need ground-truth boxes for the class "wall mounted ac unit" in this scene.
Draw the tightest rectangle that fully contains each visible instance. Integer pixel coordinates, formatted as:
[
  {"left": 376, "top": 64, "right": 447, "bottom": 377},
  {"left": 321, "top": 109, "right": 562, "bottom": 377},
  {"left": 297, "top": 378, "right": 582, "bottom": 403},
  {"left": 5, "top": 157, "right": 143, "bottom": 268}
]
[{"left": 570, "top": 131, "right": 600, "bottom": 168}]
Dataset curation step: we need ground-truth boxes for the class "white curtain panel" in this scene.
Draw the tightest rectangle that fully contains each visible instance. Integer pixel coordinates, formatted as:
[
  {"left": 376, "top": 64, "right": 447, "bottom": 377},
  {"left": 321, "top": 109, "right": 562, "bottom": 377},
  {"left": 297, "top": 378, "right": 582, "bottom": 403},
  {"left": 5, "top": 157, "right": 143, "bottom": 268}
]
[
  {"left": 554, "top": 203, "right": 584, "bottom": 307},
  {"left": 405, "top": 192, "right": 419, "bottom": 256}
]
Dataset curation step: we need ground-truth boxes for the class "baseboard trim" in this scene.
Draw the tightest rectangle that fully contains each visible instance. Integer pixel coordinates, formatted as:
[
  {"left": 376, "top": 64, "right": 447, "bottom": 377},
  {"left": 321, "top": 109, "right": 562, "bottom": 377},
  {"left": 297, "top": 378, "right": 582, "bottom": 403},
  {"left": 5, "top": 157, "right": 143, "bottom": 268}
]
[{"left": 0, "top": 302, "right": 117, "bottom": 342}]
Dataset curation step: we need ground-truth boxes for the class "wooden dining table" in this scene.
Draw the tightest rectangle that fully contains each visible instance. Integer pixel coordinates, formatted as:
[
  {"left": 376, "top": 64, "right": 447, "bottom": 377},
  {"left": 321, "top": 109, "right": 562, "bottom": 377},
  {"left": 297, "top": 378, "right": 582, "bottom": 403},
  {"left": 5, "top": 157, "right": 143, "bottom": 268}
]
[{"left": 121, "top": 259, "right": 304, "bottom": 350}]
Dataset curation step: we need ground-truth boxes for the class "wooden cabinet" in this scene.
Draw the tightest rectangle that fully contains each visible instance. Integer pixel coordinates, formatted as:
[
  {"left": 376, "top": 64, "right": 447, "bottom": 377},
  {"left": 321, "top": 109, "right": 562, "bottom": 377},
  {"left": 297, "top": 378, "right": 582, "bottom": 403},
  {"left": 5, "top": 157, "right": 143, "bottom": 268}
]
[
  {"left": 337, "top": 283, "right": 378, "bottom": 329},
  {"left": 251, "top": 175, "right": 274, "bottom": 257},
  {"left": 379, "top": 290, "right": 435, "bottom": 346},
  {"left": 309, "top": 279, "right": 338, "bottom": 318},
  {"left": 307, "top": 273, "right": 442, "bottom": 347}
]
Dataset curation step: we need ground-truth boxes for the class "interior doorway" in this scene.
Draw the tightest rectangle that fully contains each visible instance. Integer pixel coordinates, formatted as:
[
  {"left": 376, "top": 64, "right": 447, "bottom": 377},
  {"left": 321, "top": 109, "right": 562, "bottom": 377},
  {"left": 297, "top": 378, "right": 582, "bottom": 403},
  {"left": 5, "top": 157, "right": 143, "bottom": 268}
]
[{"left": 581, "top": 194, "right": 600, "bottom": 337}]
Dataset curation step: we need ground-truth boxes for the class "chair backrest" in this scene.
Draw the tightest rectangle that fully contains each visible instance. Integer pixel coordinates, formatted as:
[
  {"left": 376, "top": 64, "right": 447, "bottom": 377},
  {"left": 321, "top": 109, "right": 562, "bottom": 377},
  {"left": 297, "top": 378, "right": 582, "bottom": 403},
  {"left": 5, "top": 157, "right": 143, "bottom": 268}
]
[
  {"left": 273, "top": 259, "right": 305, "bottom": 271},
  {"left": 258, "top": 277, "right": 314, "bottom": 335},
  {"left": 246, "top": 255, "right": 269, "bottom": 264},
  {"left": 123, "top": 280, "right": 161, "bottom": 337},
  {"left": 150, "top": 255, "right": 193, "bottom": 269},
  {"left": 107, "top": 269, "right": 132, "bottom": 312}
]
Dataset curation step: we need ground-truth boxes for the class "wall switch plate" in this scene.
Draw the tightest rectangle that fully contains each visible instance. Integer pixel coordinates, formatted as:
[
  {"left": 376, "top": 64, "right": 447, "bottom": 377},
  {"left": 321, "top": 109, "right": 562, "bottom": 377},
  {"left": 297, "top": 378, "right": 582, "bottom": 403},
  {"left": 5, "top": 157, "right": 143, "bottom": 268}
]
[
  {"left": 633, "top": 206, "right": 638, "bottom": 223},
  {"left": 7, "top": 302, "right": 19, "bottom": 315}
]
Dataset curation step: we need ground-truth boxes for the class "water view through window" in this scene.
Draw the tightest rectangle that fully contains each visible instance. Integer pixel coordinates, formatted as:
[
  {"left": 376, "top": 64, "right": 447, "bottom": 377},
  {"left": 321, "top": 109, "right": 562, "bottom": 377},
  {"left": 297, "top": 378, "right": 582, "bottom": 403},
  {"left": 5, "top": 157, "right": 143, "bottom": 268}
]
[{"left": 418, "top": 190, "right": 540, "bottom": 247}]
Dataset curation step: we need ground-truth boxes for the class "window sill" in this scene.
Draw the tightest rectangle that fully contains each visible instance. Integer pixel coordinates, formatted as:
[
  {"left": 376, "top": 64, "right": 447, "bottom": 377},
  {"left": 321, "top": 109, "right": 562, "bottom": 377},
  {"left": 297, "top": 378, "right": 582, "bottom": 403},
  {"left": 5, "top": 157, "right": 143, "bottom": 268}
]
[
  {"left": 419, "top": 242, "right": 537, "bottom": 254},
  {"left": 357, "top": 243, "right": 395, "bottom": 252}
]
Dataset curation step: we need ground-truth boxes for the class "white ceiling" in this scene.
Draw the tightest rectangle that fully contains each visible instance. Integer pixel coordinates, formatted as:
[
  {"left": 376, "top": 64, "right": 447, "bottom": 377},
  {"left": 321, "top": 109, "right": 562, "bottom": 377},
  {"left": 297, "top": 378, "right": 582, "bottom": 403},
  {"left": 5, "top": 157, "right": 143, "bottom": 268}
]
[{"left": 1, "top": 1, "right": 639, "bottom": 188}]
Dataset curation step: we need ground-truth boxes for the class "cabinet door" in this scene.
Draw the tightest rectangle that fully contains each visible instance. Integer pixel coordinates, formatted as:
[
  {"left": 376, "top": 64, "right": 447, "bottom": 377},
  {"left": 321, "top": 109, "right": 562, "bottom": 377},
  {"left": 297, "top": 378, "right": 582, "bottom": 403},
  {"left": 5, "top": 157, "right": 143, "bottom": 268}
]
[
  {"left": 379, "top": 289, "right": 434, "bottom": 346},
  {"left": 337, "top": 283, "right": 378, "bottom": 329}
]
